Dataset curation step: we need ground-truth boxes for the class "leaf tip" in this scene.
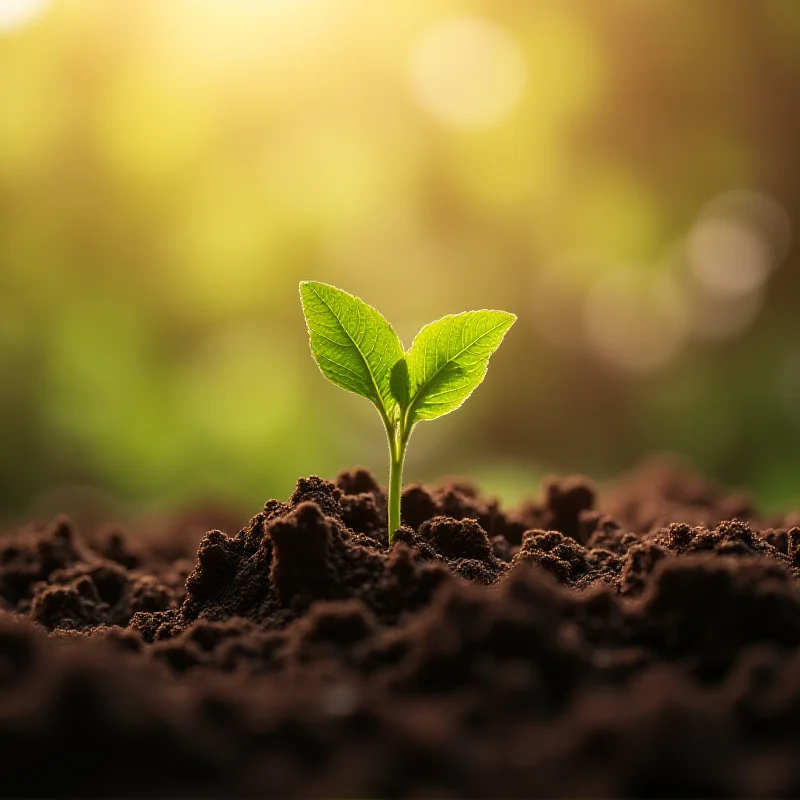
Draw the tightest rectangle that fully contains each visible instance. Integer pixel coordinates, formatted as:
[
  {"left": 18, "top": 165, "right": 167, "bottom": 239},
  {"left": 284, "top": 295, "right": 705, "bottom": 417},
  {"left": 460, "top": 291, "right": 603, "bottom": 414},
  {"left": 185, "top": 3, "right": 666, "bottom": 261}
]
[
  {"left": 298, "top": 279, "right": 317, "bottom": 296},
  {"left": 493, "top": 310, "right": 517, "bottom": 335}
]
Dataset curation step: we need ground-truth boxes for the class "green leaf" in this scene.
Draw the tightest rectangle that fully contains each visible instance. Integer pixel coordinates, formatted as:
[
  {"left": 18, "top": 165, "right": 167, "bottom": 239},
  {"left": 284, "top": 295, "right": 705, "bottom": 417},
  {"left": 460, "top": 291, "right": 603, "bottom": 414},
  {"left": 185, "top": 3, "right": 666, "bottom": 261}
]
[
  {"left": 299, "top": 281, "right": 405, "bottom": 422},
  {"left": 404, "top": 310, "right": 516, "bottom": 424}
]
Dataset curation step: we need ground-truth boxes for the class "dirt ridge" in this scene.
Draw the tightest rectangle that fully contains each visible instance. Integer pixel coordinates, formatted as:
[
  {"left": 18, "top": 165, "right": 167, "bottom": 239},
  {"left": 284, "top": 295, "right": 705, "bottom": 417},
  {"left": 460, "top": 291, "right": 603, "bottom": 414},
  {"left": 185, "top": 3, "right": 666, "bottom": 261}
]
[{"left": 1, "top": 458, "right": 799, "bottom": 797}]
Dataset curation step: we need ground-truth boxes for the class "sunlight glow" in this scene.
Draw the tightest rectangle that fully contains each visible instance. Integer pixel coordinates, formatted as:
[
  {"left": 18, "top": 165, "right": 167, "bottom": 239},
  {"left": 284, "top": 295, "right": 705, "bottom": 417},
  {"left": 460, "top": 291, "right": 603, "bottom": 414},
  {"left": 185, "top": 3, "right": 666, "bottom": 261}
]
[{"left": 0, "top": 0, "right": 51, "bottom": 32}]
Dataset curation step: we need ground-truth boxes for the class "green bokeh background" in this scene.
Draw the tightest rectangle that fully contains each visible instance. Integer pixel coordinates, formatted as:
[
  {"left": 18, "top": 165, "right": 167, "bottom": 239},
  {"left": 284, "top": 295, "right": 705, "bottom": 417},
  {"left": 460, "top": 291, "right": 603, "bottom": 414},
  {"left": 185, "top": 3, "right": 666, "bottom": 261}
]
[{"left": 1, "top": 0, "right": 799, "bottom": 526}]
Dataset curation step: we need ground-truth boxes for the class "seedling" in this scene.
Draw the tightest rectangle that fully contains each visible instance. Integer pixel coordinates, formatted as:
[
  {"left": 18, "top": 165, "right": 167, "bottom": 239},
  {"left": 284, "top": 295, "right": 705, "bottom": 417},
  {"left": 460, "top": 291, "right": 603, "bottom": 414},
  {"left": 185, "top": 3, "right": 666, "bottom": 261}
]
[{"left": 300, "top": 281, "right": 516, "bottom": 543}]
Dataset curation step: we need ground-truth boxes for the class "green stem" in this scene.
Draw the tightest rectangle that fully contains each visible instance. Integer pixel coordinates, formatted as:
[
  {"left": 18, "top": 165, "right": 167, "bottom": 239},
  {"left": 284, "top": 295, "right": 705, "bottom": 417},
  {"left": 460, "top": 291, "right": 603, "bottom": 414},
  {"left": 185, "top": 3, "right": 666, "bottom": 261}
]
[
  {"left": 387, "top": 411, "right": 419, "bottom": 545},
  {"left": 387, "top": 433, "right": 406, "bottom": 544}
]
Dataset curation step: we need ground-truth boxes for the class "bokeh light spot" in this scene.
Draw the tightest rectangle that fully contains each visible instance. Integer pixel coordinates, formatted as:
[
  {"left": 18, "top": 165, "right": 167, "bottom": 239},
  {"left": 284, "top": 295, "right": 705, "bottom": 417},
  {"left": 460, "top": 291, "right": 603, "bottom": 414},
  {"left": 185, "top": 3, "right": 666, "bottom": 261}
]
[
  {"left": 688, "top": 219, "right": 772, "bottom": 296},
  {"left": 687, "top": 190, "right": 791, "bottom": 297},
  {"left": 409, "top": 16, "right": 527, "bottom": 130}
]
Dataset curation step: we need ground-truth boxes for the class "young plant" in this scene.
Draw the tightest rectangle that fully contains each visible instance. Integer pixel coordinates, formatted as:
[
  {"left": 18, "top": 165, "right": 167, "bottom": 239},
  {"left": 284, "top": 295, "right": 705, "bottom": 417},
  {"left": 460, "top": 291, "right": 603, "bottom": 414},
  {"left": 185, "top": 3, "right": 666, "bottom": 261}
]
[{"left": 300, "top": 281, "right": 516, "bottom": 543}]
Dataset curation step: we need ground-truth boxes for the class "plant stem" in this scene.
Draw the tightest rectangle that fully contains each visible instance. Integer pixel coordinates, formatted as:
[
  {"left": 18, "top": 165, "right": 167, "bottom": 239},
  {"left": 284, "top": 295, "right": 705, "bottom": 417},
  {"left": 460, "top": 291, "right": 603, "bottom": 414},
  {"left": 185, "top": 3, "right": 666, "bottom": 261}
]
[{"left": 387, "top": 428, "right": 407, "bottom": 544}]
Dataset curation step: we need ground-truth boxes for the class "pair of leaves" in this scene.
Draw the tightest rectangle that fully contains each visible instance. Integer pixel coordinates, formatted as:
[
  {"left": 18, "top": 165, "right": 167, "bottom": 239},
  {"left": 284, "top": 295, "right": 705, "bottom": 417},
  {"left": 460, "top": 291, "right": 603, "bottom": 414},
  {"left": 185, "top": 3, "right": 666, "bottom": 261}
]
[{"left": 300, "top": 281, "right": 516, "bottom": 430}]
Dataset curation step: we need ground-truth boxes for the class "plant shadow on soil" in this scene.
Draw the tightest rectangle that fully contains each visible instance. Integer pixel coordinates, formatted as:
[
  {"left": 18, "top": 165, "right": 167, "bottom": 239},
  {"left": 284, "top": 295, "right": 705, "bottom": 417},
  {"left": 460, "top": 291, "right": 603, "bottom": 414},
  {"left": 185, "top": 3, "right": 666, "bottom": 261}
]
[{"left": 2, "top": 456, "right": 800, "bottom": 797}]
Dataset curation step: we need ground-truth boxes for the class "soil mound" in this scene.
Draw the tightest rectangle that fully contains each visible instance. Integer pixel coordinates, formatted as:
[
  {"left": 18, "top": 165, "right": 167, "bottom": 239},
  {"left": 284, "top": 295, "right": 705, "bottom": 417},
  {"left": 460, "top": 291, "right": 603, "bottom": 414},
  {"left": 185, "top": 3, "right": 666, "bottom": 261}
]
[{"left": 1, "top": 461, "right": 800, "bottom": 797}]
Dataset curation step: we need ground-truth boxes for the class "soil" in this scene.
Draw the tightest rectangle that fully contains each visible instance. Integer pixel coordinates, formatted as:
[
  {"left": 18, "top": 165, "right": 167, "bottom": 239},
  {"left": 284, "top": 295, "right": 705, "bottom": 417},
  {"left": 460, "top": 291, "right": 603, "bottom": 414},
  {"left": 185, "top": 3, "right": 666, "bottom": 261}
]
[{"left": 2, "top": 455, "right": 800, "bottom": 797}]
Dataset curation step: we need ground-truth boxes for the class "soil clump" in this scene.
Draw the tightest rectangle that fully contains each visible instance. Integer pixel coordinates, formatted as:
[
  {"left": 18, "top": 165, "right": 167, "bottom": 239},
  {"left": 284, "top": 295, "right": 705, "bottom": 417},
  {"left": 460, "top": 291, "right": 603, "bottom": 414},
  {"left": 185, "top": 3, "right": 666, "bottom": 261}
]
[{"left": 1, "top": 458, "right": 800, "bottom": 797}]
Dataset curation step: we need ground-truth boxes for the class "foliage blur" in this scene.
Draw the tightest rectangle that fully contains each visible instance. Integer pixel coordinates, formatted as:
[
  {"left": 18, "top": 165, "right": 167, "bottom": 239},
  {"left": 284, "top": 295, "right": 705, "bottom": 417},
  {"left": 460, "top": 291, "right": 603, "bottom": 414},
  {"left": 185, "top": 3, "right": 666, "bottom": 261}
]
[{"left": 1, "top": 0, "right": 799, "bottom": 525}]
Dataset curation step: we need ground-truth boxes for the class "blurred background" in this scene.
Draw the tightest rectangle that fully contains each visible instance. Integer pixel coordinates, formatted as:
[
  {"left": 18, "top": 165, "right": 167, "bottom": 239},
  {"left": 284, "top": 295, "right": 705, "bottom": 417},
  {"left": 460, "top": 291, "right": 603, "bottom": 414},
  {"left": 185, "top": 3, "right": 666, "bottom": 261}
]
[{"left": 1, "top": 0, "right": 799, "bottom": 529}]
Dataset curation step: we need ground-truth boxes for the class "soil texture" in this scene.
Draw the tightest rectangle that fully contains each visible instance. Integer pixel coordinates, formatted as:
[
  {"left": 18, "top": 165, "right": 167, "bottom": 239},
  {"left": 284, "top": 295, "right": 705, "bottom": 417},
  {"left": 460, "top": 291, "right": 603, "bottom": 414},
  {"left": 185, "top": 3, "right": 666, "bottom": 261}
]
[{"left": 2, "top": 456, "right": 800, "bottom": 797}]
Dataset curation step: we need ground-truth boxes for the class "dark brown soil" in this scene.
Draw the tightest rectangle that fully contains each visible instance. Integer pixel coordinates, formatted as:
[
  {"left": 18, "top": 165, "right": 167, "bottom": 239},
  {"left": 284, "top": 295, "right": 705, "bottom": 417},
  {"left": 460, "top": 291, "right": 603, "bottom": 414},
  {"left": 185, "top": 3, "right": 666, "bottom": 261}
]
[{"left": 2, "top": 456, "right": 800, "bottom": 797}]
